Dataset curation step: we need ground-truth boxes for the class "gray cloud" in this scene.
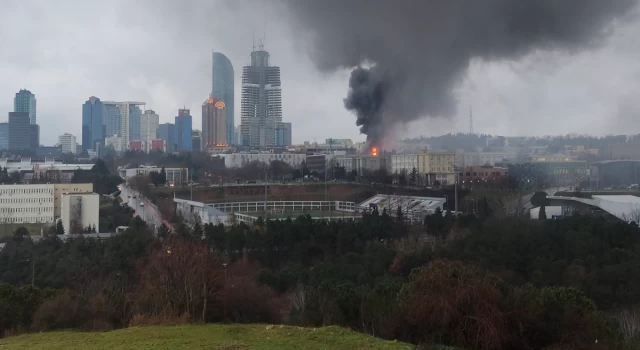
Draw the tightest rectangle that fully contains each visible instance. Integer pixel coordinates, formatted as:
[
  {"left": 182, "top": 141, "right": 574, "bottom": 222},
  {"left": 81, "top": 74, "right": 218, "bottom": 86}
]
[
  {"left": 0, "top": 0, "right": 639, "bottom": 146},
  {"left": 282, "top": 0, "right": 639, "bottom": 146}
]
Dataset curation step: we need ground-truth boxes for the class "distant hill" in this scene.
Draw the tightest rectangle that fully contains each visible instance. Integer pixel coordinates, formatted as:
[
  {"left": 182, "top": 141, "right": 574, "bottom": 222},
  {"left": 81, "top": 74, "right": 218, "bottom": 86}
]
[{"left": 0, "top": 324, "right": 417, "bottom": 350}]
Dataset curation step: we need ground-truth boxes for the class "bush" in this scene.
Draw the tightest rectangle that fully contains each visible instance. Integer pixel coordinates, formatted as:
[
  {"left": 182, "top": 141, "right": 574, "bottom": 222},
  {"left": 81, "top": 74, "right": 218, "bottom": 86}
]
[{"left": 31, "top": 292, "right": 88, "bottom": 332}]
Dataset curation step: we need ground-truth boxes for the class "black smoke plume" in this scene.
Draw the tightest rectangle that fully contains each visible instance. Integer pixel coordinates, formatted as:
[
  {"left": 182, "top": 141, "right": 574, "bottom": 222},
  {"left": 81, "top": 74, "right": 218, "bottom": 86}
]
[{"left": 283, "top": 0, "right": 638, "bottom": 147}]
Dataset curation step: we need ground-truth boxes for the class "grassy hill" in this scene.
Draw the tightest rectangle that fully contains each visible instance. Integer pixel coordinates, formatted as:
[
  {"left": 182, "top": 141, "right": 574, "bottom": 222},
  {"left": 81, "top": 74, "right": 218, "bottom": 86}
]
[{"left": 0, "top": 324, "right": 416, "bottom": 350}]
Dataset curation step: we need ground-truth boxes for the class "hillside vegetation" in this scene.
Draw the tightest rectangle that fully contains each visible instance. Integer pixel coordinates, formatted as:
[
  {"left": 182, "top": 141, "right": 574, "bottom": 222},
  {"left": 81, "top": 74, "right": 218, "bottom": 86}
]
[{"left": 0, "top": 324, "right": 414, "bottom": 350}]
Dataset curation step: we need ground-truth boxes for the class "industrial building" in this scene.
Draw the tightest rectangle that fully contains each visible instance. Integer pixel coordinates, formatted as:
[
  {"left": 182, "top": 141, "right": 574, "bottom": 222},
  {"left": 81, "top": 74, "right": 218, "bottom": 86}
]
[
  {"left": 590, "top": 160, "right": 640, "bottom": 189},
  {"left": 546, "top": 195, "right": 640, "bottom": 223},
  {"left": 215, "top": 153, "right": 306, "bottom": 169}
]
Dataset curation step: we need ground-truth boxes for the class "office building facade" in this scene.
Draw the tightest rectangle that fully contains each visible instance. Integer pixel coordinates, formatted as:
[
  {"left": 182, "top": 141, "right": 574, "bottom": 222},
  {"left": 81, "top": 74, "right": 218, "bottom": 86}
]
[
  {"left": 158, "top": 123, "right": 175, "bottom": 152},
  {"left": 82, "top": 97, "right": 105, "bottom": 152},
  {"left": 104, "top": 103, "right": 121, "bottom": 137},
  {"left": 102, "top": 101, "right": 145, "bottom": 151},
  {"left": 240, "top": 46, "right": 282, "bottom": 148},
  {"left": 212, "top": 51, "right": 235, "bottom": 145},
  {"left": 8, "top": 112, "right": 31, "bottom": 151},
  {"left": 276, "top": 122, "right": 292, "bottom": 147},
  {"left": 14, "top": 89, "right": 36, "bottom": 125},
  {"left": 58, "top": 133, "right": 77, "bottom": 154},
  {"left": 174, "top": 109, "right": 192, "bottom": 152},
  {"left": 140, "top": 109, "right": 159, "bottom": 152},
  {"left": 202, "top": 97, "right": 227, "bottom": 149},
  {"left": 0, "top": 123, "right": 8, "bottom": 150},
  {"left": 192, "top": 130, "right": 202, "bottom": 152},
  {"left": 30, "top": 125, "right": 39, "bottom": 151}
]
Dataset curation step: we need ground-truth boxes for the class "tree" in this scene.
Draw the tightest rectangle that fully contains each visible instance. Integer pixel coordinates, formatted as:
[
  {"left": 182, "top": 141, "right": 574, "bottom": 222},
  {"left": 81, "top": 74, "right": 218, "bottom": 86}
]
[
  {"left": 531, "top": 191, "right": 548, "bottom": 207},
  {"left": 410, "top": 167, "right": 418, "bottom": 185},
  {"left": 538, "top": 205, "right": 547, "bottom": 220},
  {"left": 55, "top": 220, "right": 65, "bottom": 235}
]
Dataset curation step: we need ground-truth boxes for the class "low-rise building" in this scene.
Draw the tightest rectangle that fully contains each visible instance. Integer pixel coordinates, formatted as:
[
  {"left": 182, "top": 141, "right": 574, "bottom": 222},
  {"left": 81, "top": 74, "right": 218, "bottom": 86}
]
[
  {"left": 216, "top": 153, "right": 306, "bottom": 169},
  {"left": 459, "top": 166, "right": 508, "bottom": 184},
  {"left": 61, "top": 192, "right": 99, "bottom": 234},
  {"left": 590, "top": 160, "right": 640, "bottom": 189},
  {"left": 0, "top": 184, "right": 54, "bottom": 224},
  {"left": 118, "top": 166, "right": 188, "bottom": 185}
]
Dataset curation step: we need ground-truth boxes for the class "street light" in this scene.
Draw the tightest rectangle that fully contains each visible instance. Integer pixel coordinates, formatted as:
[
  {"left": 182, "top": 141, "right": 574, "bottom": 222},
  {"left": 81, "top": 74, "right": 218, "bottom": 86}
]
[{"left": 223, "top": 262, "right": 228, "bottom": 322}]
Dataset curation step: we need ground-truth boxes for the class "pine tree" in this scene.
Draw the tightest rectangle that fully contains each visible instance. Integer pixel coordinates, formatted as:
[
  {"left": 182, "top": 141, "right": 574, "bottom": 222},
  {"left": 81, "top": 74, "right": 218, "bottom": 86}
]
[
  {"left": 538, "top": 205, "right": 547, "bottom": 220},
  {"left": 55, "top": 220, "right": 65, "bottom": 235}
]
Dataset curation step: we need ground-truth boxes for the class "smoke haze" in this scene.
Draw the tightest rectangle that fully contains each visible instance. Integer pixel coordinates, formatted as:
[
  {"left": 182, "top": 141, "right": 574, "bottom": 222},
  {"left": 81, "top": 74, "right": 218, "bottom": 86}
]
[{"left": 283, "top": 0, "right": 639, "bottom": 147}]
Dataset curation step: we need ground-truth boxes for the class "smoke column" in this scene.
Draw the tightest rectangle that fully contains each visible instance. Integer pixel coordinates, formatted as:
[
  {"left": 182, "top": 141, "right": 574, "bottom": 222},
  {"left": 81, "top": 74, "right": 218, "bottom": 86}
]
[{"left": 282, "top": 0, "right": 638, "bottom": 147}]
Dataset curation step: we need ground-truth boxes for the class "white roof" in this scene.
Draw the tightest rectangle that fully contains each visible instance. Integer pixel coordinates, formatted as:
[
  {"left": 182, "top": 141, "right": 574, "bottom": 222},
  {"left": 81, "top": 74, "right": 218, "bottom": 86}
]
[
  {"left": 548, "top": 195, "right": 640, "bottom": 222},
  {"left": 357, "top": 194, "right": 446, "bottom": 214}
]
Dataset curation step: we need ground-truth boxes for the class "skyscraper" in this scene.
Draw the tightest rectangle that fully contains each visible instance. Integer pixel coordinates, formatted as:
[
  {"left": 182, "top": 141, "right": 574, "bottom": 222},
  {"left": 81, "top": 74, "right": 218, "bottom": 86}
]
[
  {"left": 14, "top": 89, "right": 36, "bottom": 125},
  {"left": 140, "top": 110, "right": 159, "bottom": 152},
  {"left": 192, "top": 130, "right": 202, "bottom": 152},
  {"left": 212, "top": 51, "right": 235, "bottom": 145},
  {"left": 0, "top": 123, "right": 8, "bottom": 150},
  {"left": 8, "top": 112, "right": 31, "bottom": 151},
  {"left": 58, "top": 133, "right": 77, "bottom": 154},
  {"left": 102, "top": 101, "right": 145, "bottom": 151},
  {"left": 82, "top": 97, "right": 105, "bottom": 152},
  {"left": 174, "top": 108, "right": 192, "bottom": 152},
  {"left": 202, "top": 97, "right": 227, "bottom": 149},
  {"left": 104, "top": 103, "right": 121, "bottom": 137},
  {"left": 158, "top": 123, "right": 176, "bottom": 152},
  {"left": 240, "top": 45, "right": 282, "bottom": 148},
  {"left": 276, "top": 122, "right": 292, "bottom": 147}
]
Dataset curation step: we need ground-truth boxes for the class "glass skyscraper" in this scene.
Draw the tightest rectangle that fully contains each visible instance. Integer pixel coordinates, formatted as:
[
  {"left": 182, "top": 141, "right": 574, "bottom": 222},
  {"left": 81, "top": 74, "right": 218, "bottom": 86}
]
[
  {"left": 14, "top": 89, "right": 36, "bottom": 125},
  {"left": 104, "top": 103, "right": 121, "bottom": 137},
  {"left": 82, "top": 97, "right": 105, "bottom": 152},
  {"left": 174, "top": 109, "right": 192, "bottom": 152},
  {"left": 212, "top": 52, "right": 235, "bottom": 145},
  {"left": 128, "top": 104, "right": 143, "bottom": 141},
  {"left": 158, "top": 123, "right": 176, "bottom": 152}
]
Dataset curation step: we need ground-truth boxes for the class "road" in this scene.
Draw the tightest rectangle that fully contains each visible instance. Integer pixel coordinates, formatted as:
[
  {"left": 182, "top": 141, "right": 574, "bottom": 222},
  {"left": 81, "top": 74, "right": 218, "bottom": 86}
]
[{"left": 119, "top": 185, "right": 167, "bottom": 232}]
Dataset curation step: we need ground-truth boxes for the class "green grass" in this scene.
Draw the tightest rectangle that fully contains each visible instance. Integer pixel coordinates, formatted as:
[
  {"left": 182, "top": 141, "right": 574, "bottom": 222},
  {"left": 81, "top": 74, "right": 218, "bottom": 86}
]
[{"left": 0, "top": 324, "right": 415, "bottom": 350}]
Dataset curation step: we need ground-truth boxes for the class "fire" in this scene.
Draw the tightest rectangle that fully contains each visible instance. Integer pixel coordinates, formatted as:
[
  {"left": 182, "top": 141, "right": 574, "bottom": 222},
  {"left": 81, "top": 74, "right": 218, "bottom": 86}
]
[{"left": 370, "top": 146, "right": 379, "bottom": 157}]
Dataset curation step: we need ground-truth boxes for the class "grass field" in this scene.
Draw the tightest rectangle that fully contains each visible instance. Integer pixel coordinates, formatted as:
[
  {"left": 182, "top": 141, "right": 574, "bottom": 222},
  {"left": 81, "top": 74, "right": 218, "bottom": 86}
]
[{"left": 0, "top": 324, "right": 416, "bottom": 350}]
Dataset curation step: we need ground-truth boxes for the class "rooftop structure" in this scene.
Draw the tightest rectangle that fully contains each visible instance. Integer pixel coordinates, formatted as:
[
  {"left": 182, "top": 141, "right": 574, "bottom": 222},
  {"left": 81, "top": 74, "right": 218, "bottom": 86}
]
[
  {"left": 357, "top": 194, "right": 447, "bottom": 223},
  {"left": 547, "top": 194, "right": 640, "bottom": 223}
]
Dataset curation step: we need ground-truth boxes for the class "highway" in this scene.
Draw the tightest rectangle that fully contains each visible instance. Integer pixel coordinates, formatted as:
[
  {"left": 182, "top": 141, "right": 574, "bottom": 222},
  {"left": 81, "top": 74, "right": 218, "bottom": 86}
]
[{"left": 119, "top": 185, "right": 166, "bottom": 232}]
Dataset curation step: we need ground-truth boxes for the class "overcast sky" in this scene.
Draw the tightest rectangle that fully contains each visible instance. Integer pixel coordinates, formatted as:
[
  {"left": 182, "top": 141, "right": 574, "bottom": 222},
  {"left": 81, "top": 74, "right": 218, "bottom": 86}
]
[{"left": 1, "top": 0, "right": 639, "bottom": 146}]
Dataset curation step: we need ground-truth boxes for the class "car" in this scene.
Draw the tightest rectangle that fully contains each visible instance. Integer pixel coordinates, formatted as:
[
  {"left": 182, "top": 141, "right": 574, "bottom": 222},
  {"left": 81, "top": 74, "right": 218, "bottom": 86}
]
[{"left": 132, "top": 196, "right": 137, "bottom": 199}]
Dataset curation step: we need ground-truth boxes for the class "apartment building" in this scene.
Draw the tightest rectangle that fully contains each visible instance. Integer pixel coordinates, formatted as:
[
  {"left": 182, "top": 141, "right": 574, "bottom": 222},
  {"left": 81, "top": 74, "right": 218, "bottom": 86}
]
[
  {"left": 388, "top": 151, "right": 457, "bottom": 185},
  {"left": 0, "top": 184, "right": 54, "bottom": 224},
  {"left": 61, "top": 193, "right": 99, "bottom": 234}
]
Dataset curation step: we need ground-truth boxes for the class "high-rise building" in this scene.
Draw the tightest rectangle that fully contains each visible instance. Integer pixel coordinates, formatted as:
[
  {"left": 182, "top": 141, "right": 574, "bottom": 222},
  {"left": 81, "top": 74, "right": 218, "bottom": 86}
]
[
  {"left": 8, "top": 112, "right": 31, "bottom": 151},
  {"left": 0, "top": 123, "right": 8, "bottom": 150},
  {"left": 192, "top": 130, "right": 202, "bottom": 152},
  {"left": 140, "top": 110, "right": 159, "bottom": 152},
  {"left": 174, "top": 109, "right": 192, "bottom": 152},
  {"left": 158, "top": 123, "right": 175, "bottom": 153},
  {"left": 30, "top": 125, "right": 39, "bottom": 151},
  {"left": 104, "top": 103, "right": 121, "bottom": 137},
  {"left": 202, "top": 97, "right": 227, "bottom": 149},
  {"left": 276, "top": 122, "right": 292, "bottom": 147},
  {"left": 14, "top": 89, "right": 36, "bottom": 125},
  {"left": 212, "top": 51, "right": 235, "bottom": 145},
  {"left": 240, "top": 45, "right": 282, "bottom": 148},
  {"left": 58, "top": 133, "right": 77, "bottom": 154},
  {"left": 102, "top": 101, "right": 145, "bottom": 151},
  {"left": 82, "top": 97, "right": 105, "bottom": 152}
]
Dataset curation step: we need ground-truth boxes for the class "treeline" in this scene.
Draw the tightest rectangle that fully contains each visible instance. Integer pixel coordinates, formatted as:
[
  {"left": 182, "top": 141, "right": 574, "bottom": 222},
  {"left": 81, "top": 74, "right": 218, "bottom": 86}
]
[{"left": 1, "top": 211, "right": 640, "bottom": 349}]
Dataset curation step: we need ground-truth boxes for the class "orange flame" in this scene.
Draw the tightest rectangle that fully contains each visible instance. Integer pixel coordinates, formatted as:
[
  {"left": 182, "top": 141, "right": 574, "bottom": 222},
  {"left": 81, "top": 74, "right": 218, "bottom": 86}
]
[{"left": 371, "top": 146, "right": 379, "bottom": 157}]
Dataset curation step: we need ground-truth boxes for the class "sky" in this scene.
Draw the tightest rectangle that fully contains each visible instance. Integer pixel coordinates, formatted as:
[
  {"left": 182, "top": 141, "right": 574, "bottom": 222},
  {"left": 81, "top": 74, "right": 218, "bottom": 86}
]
[{"left": 1, "top": 0, "right": 639, "bottom": 146}]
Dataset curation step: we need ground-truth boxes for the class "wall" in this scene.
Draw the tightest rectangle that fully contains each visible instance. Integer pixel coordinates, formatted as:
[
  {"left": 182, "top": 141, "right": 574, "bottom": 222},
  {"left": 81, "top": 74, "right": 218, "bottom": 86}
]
[
  {"left": 61, "top": 193, "right": 99, "bottom": 234},
  {"left": 54, "top": 183, "right": 93, "bottom": 218}
]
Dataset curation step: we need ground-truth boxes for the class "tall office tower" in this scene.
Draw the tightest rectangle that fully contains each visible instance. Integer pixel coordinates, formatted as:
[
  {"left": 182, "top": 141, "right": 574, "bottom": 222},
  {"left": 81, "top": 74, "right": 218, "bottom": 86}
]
[
  {"left": 58, "top": 133, "right": 77, "bottom": 154},
  {"left": 104, "top": 103, "right": 121, "bottom": 137},
  {"left": 240, "top": 44, "right": 282, "bottom": 148},
  {"left": 202, "top": 97, "right": 227, "bottom": 149},
  {"left": 212, "top": 51, "right": 235, "bottom": 145},
  {"left": 158, "top": 123, "right": 175, "bottom": 153},
  {"left": 30, "top": 125, "right": 39, "bottom": 151},
  {"left": 174, "top": 108, "right": 192, "bottom": 152},
  {"left": 275, "top": 122, "right": 292, "bottom": 147},
  {"left": 8, "top": 112, "right": 31, "bottom": 151},
  {"left": 14, "top": 89, "right": 36, "bottom": 125},
  {"left": 0, "top": 123, "right": 8, "bottom": 150},
  {"left": 102, "top": 101, "right": 145, "bottom": 151},
  {"left": 82, "top": 97, "right": 105, "bottom": 152},
  {"left": 192, "top": 130, "right": 202, "bottom": 152},
  {"left": 140, "top": 110, "right": 159, "bottom": 152}
]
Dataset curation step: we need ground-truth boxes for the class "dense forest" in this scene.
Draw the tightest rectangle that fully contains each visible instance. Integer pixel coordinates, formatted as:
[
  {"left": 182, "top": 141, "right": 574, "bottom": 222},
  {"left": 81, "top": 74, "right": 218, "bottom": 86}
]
[{"left": 1, "top": 204, "right": 640, "bottom": 349}]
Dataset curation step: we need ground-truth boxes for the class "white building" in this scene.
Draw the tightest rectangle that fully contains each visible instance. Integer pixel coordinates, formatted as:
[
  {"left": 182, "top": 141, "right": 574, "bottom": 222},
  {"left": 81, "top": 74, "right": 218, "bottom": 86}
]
[
  {"left": 61, "top": 193, "right": 99, "bottom": 234},
  {"left": 105, "top": 135, "right": 123, "bottom": 152},
  {"left": 0, "top": 184, "right": 55, "bottom": 224},
  {"left": 118, "top": 166, "right": 188, "bottom": 185},
  {"left": 389, "top": 154, "right": 419, "bottom": 174},
  {"left": 140, "top": 110, "right": 159, "bottom": 153},
  {"left": 58, "top": 133, "right": 77, "bottom": 154},
  {"left": 216, "top": 153, "right": 306, "bottom": 169}
]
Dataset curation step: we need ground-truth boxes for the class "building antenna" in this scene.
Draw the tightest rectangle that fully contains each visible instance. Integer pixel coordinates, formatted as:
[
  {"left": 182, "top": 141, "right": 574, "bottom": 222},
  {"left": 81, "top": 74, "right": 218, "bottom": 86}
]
[
  {"left": 263, "top": 20, "right": 267, "bottom": 48},
  {"left": 252, "top": 29, "right": 255, "bottom": 51},
  {"left": 469, "top": 105, "right": 474, "bottom": 135}
]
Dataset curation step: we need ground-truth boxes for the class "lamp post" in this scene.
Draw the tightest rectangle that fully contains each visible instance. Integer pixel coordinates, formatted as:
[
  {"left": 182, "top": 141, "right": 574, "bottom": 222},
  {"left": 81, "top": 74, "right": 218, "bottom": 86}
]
[
  {"left": 24, "top": 258, "right": 35, "bottom": 287},
  {"left": 223, "top": 262, "right": 228, "bottom": 322}
]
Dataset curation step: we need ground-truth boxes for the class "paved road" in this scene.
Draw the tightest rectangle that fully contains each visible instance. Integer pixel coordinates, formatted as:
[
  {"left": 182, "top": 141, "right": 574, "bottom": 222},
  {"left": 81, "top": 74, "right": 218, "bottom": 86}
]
[{"left": 119, "top": 186, "right": 166, "bottom": 232}]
